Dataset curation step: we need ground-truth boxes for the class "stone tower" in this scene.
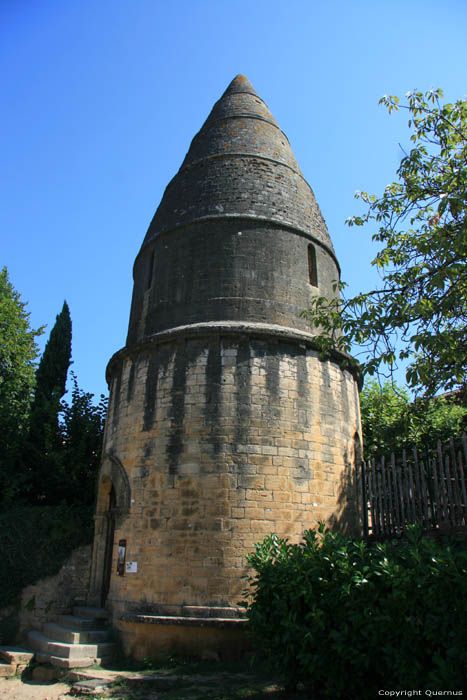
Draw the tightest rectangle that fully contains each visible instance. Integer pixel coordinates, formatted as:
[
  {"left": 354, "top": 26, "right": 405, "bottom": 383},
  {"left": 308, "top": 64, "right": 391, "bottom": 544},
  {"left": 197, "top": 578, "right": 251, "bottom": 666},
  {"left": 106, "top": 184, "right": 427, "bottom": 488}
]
[{"left": 89, "top": 75, "right": 362, "bottom": 659}]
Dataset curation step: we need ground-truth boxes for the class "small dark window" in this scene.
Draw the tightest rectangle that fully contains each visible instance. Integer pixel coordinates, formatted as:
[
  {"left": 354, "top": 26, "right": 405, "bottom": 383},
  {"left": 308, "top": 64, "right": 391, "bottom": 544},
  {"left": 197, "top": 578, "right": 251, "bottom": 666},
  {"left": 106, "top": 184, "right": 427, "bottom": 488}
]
[
  {"left": 146, "top": 251, "right": 155, "bottom": 290},
  {"left": 308, "top": 244, "right": 318, "bottom": 287}
]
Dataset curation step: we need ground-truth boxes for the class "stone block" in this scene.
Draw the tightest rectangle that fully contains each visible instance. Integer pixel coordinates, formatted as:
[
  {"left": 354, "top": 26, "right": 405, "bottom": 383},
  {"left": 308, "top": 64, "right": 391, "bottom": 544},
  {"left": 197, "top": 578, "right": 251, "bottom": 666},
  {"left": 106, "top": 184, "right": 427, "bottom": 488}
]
[{"left": 0, "top": 662, "right": 15, "bottom": 678}]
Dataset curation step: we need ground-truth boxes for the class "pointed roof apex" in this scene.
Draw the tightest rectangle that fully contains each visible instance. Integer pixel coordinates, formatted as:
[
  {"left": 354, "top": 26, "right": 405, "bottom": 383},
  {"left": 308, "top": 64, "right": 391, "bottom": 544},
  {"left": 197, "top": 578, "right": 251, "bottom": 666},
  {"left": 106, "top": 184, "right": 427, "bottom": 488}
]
[
  {"left": 143, "top": 75, "right": 334, "bottom": 257},
  {"left": 202, "top": 74, "right": 278, "bottom": 131},
  {"left": 222, "top": 74, "right": 259, "bottom": 97}
]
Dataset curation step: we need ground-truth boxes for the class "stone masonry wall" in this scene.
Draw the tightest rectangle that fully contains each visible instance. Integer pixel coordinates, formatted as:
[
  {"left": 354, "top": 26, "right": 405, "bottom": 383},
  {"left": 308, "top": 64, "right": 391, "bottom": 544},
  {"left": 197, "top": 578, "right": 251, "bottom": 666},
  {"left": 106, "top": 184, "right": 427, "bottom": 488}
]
[
  {"left": 128, "top": 220, "right": 339, "bottom": 345},
  {"left": 97, "top": 333, "right": 361, "bottom": 617}
]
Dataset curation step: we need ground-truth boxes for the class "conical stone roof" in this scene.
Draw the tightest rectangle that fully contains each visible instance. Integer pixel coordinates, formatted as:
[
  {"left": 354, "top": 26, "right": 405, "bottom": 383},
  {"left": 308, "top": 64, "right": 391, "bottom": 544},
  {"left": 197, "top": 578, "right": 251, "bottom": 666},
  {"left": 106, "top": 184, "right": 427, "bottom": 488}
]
[{"left": 142, "top": 75, "right": 334, "bottom": 253}]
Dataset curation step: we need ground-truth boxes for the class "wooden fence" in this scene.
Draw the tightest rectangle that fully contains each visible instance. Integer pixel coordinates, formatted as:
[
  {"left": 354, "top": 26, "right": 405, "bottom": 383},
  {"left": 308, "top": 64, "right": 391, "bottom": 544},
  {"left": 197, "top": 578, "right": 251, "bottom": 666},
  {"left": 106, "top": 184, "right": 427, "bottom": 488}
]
[{"left": 360, "top": 433, "right": 467, "bottom": 537}]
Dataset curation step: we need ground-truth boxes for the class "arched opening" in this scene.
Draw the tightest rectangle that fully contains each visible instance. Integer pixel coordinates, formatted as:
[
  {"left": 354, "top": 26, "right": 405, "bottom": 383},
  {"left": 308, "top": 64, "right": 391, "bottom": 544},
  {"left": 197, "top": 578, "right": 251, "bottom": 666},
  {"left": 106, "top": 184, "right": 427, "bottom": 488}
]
[
  {"left": 88, "top": 456, "right": 131, "bottom": 607},
  {"left": 147, "top": 250, "right": 155, "bottom": 290},
  {"left": 101, "top": 484, "right": 116, "bottom": 605}
]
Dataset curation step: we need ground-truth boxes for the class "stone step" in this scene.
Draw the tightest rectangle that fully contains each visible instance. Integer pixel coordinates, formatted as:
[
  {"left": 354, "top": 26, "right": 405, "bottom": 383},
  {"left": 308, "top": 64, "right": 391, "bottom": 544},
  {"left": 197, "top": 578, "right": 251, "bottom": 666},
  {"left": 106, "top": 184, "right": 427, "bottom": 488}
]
[
  {"left": 34, "top": 651, "right": 105, "bottom": 669},
  {"left": 28, "top": 630, "right": 114, "bottom": 660},
  {"left": 71, "top": 678, "right": 115, "bottom": 694},
  {"left": 0, "top": 646, "right": 35, "bottom": 677},
  {"left": 43, "top": 622, "right": 109, "bottom": 645},
  {"left": 0, "top": 646, "right": 35, "bottom": 666},
  {"left": 59, "top": 614, "right": 96, "bottom": 631},
  {"left": 72, "top": 606, "right": 110, "bottom": 621},
  {"left": 0, "top": 661, "right": 15, "bottom": 678}
]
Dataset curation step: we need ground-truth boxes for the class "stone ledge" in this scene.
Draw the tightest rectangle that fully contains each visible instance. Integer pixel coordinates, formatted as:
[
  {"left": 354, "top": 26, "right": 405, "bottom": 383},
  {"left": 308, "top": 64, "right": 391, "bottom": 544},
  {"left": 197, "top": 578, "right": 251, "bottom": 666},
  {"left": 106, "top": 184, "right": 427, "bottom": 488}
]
[
  {"left": 107, "top": 320, "right": 362, "bottom": 387},
  {"left": 120, "top": 613, "right": 249, "bottom": 629},
  {"left": 0, "top": 646, "right": 35, "bottom": 666},
  {"left": 122, "top": 603, "right": 246, "bottom": 620},
  {"left": 182, "top": 605, "right": 244, "bottom": 620}
]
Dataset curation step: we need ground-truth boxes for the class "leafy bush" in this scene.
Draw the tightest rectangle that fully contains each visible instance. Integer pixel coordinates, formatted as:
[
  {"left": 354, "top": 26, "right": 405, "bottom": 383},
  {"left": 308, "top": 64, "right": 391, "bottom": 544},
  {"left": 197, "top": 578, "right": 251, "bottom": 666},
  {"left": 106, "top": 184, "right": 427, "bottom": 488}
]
[
  {"left": 245, "top": 525, "right": 467, "bottom": 696},
  {"left": 360, "top": 379, "right": 467, "bottom": 459},
  {"left": 0, "top": 504, "right": 94, "bottom": 610}
]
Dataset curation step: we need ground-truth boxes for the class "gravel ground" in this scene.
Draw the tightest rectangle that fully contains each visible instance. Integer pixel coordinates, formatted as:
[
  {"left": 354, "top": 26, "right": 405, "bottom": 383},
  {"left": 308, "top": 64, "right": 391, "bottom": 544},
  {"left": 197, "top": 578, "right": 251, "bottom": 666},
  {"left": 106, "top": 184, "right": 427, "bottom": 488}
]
[{"left": 0, "top": 677, "right": 71, "bottom": 700}]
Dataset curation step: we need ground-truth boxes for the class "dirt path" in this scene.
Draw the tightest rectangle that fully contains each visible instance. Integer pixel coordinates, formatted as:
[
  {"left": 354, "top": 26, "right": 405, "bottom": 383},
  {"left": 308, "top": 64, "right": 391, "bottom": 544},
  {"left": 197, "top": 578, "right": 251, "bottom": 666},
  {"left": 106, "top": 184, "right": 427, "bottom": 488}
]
[
  {"left": 0, "top": 677, "right": 71, "bottom": 700},
  {"left": 0, "top": 667, "right": 295, "bottom": 699}
]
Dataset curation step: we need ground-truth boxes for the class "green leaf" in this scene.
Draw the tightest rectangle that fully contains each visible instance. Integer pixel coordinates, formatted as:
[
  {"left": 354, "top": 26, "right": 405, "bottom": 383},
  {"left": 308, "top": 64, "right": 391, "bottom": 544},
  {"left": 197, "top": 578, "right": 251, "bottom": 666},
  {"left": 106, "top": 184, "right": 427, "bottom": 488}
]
[{"left": 302, "top": 88, "right": 467, "bottom": 396}]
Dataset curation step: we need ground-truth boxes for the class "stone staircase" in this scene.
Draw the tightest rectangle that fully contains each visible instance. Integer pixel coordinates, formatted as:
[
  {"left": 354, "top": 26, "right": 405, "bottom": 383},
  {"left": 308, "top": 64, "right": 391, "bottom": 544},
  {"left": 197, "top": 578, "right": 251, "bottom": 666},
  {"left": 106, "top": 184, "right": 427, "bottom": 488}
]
[
  {"left": 27, "top": 605, "right": 115, "bottom": 669},
  {"left": 0, "top": 647, "right": 35, "bottom": 677}
]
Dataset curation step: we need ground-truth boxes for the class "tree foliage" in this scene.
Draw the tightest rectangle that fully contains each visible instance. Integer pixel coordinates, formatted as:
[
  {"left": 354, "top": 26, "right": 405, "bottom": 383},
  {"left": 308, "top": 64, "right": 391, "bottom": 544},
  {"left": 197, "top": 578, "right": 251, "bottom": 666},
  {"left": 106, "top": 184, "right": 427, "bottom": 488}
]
[
  {"left": 360, "top": 380, "right": 467, "bottom": 459},
  {"left": 26, "top": 301, "right": 72, "bottom": 503},
  {"left": 0, "top": 268, "right": 43, "bottom": 505},
  {"left": 0, "top": 281, "right": 105, "bottom": 612},
  {"left": 0, "top": 503, "right": 94, "bottom": 614},
  {"left": 245, "top": 526, "right": 467, "bottom": 695},
  {"left": 303, "top": 89, "right": 467, "bottom": 396},
  {"left": 60, "top": 373, "right": 107, "bottom": 506},
  {"left": 0, "top": 283, "right": 107, "bottom": 509},
  {"left": 30, "top": 300, "right": 72, "bottom": 428}
]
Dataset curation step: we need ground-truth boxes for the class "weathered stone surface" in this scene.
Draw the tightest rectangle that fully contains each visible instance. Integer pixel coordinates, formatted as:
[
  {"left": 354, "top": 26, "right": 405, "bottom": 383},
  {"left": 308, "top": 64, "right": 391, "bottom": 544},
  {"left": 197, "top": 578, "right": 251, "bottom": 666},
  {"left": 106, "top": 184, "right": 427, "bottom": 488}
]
[
  {"left": 42, "top": 622, "right": 108, "bottom": 645},
  {"left": 0, "top": 646, "right": 34, "bottom": 665},
  {"left": 59, "top": 614, "right": 95, "bottom": 630},
  {"left": 143, "top": 75, "right": 333, "bottom": 250},
  {"left": 0, "top": 662, "right": 15, "bottom": 677},
  {"left": 34, "top": 651, "right": 104, "bottom": 669},
  {"left": 70, "top": 678, "right": 113, "bottom": 696},
  {"left": 121, "top": 613, "right": 248, "bottom": 628},
  {"left": 28, "top": 630, "right": 114, "bottom": 660},
  {"left": 127, "top": 75, "right": 340, "bottom": 347}
]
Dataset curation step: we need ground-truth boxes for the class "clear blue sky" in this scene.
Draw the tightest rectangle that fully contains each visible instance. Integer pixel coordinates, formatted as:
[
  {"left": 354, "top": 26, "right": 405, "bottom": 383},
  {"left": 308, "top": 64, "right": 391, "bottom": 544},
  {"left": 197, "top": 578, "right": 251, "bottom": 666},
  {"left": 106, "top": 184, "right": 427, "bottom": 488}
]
[{"left": 2, "top": 0, "right": 467, "bottom": 399}]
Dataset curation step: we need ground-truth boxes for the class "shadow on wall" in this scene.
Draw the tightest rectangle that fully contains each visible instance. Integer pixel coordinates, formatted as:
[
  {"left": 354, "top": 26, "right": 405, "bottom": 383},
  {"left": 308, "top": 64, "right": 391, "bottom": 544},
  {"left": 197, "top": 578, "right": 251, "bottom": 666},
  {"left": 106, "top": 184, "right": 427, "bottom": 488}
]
[
  {"left": 0, "top": 606, "right": 18, "bottom": 645},
  {"left": 329, "top": 434, "right": 363, "bottom": 537}
]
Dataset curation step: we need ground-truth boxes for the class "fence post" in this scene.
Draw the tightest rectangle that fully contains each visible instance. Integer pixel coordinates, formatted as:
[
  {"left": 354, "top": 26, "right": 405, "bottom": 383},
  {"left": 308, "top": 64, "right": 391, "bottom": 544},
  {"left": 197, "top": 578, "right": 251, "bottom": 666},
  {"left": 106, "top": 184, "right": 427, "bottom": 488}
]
[
  {"left": 361, "top": 459, "right": 369, "bottom": 538},
  {"left": 365, "top": 435, "right": 467, "bottom": 538}
]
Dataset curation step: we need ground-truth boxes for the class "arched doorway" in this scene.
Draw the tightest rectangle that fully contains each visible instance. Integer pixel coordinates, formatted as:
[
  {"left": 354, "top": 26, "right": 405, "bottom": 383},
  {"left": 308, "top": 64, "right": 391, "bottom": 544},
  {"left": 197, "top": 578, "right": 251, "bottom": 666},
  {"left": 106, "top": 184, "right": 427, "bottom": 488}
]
[
  {"left": 88, "top": 455, "right": 131, "bottom": 607},
  {"left": 101, "top": 485, "right": 116, "bottom": 606}
]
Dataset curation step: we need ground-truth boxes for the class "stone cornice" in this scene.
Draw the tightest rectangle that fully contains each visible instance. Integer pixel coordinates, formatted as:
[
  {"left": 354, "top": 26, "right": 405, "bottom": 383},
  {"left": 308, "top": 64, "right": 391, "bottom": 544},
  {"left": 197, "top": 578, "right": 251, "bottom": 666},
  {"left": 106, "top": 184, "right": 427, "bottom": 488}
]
[{"left": 106, "top": 320, "right": 362, "bottom": 388}]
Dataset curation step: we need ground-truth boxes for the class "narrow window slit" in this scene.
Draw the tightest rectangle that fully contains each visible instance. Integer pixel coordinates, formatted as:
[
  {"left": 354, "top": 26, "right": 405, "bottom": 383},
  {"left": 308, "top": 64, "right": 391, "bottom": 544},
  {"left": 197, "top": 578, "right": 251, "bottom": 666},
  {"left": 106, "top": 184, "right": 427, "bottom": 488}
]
[
  {"left": 308, "top": 244, "right": 318, "bottom": 287},
  {"left": 147, "top": 251, "right": 155, "bottom": 290}
]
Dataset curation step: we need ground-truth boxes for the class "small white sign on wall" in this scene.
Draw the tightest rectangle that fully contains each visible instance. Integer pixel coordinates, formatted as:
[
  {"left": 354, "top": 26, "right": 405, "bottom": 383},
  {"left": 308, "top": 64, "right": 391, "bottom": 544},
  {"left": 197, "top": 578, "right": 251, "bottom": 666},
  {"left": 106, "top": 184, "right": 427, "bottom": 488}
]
[{"left": 125, "top": 561, "right": 137, "bottom": 573}]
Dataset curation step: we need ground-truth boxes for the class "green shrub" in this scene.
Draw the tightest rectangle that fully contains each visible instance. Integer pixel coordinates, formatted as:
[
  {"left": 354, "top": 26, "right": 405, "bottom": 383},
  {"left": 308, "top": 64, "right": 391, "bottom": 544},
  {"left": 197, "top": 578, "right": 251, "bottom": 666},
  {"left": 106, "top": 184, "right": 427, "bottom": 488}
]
[
  {"left": 0, "top": 504, "right": 93, "bottom": 610},
  {"left": 245, "top": 525, "right": 467, "bottom": 696}
]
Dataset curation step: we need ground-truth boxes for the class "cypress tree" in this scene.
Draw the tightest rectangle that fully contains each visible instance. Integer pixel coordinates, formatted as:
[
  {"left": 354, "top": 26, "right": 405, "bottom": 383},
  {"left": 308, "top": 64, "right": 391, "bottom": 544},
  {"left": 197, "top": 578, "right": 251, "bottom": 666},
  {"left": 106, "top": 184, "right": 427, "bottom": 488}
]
[{"left": 26, "top": 301, "right": 72, "bottom": 503}]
